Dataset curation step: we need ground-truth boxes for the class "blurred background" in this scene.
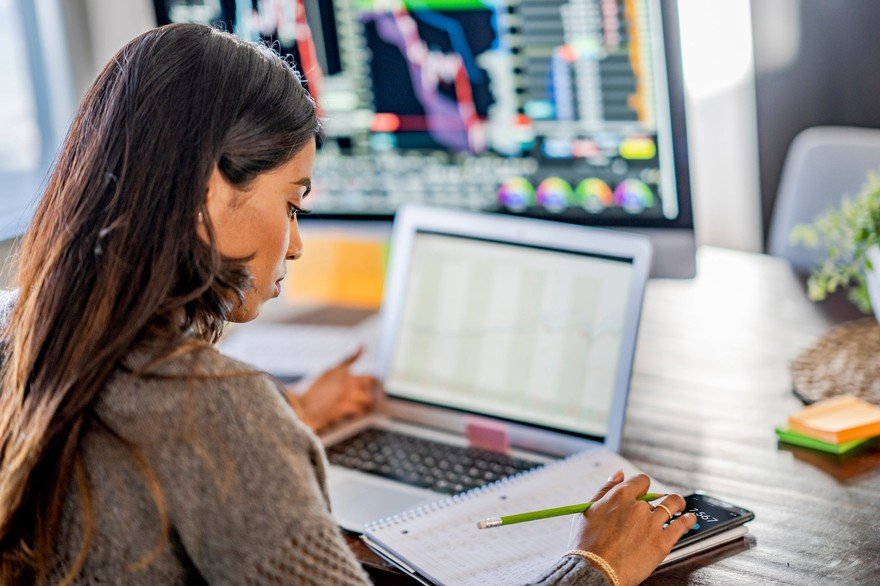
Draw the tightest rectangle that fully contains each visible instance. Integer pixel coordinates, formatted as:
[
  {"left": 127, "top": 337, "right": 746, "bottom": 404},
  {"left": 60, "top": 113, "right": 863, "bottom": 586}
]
[{"left": 3, "top": 0, "right": 880, "bottom": 292}]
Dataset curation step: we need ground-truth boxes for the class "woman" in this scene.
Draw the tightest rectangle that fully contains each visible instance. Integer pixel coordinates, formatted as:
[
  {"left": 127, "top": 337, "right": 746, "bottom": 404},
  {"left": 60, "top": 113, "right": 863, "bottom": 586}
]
[{"left": 0, "top": 24, "right": 695, "bottom": 585}]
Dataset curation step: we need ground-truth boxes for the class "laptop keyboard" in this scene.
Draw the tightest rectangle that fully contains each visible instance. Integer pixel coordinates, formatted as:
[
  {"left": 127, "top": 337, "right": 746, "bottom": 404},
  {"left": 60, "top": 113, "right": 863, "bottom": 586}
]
[{"left": 326, "top": 427, "right": 543, "bottom": 495}]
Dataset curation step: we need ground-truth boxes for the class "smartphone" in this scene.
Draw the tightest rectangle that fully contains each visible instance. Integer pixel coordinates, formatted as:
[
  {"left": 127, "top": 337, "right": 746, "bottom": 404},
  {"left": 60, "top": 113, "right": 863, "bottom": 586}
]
[{"left": 669, "top": 492, "right": 755, "bottom": 550}]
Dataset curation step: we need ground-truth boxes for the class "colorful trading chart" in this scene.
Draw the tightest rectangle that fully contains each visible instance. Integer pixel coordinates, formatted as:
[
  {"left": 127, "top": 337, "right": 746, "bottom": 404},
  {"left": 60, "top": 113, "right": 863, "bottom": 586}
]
[{"left": 154, "top": 0, "right": 680, "bottom": 222}]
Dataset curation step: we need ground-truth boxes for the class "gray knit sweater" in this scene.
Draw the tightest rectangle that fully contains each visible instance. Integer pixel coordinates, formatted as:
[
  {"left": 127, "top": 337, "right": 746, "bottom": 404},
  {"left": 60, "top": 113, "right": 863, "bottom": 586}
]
[{"left": 1, "top": 294, "right": 605, "bottom": 584}]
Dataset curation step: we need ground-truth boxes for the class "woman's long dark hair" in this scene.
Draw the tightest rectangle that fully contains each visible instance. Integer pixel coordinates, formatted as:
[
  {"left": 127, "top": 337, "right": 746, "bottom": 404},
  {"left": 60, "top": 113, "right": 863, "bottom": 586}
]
[{"left": 0, "top": 23, "right": 319, "bottom": 583}]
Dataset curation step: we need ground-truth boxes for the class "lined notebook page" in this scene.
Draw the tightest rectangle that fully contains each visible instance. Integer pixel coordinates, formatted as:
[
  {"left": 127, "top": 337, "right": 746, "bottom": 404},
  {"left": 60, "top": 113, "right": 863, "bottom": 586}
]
[{"left": 363, "top": 448, "right": 671, "bottom": 585}]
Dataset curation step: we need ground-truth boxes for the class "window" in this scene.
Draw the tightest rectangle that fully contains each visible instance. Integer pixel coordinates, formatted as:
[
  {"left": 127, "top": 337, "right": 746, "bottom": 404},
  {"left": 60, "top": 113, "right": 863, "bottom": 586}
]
[
  {"left": 0, "top": 0, "right": 75, "bottom": 239},
  {"left": 0, "top": 0, "right": 40, "bottom": 173}
]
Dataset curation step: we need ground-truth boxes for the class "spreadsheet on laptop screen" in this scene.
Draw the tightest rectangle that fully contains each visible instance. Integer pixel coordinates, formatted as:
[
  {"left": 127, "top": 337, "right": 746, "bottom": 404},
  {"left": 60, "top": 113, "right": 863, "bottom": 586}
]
[{"left": 385, "top": 231, "right": 634, "bottom": 438}]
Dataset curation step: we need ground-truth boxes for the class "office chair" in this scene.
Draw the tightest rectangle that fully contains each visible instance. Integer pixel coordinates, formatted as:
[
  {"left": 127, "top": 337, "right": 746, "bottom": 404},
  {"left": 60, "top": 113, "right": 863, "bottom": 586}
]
[{"left": 768, "top": 126, "right": 880, "bottom": 273}]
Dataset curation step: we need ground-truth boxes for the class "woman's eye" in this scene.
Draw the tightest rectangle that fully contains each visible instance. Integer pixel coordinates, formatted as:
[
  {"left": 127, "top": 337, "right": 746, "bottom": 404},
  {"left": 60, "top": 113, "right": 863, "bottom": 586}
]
[{"left": 287, "top": 203, "right": 311, "bottom": 219}]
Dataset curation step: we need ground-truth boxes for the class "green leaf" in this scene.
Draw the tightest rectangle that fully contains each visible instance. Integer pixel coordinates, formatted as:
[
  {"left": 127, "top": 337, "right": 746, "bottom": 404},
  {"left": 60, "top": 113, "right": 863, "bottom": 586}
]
[{"left": 791, "top": 167, "right": 880, "bottom": 312}]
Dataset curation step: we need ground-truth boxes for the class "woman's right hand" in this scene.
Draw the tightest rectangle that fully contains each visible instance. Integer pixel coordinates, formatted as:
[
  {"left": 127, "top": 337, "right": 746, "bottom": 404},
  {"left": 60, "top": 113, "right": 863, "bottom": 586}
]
[{"left": 566, "top": 472, "right": 696, "bottom": 586}]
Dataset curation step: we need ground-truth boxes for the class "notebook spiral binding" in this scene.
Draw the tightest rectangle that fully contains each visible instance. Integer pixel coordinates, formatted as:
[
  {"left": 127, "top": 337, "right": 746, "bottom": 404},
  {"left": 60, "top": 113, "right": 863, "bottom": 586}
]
[{"left": 363, "top": 450, "right": 596, "bottom": 532}]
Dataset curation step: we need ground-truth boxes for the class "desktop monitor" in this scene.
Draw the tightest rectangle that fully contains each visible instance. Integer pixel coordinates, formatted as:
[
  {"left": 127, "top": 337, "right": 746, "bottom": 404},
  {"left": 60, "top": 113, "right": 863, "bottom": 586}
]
[{"left": 154, "top": 0, "right": 695, "bottom": 277}]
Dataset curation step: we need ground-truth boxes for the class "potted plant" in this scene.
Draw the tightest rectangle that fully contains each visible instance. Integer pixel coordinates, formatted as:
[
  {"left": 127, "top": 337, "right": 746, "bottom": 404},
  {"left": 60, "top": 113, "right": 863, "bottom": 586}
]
[{"left": 790, "top": 171, "right": 880, "bottom": 318}]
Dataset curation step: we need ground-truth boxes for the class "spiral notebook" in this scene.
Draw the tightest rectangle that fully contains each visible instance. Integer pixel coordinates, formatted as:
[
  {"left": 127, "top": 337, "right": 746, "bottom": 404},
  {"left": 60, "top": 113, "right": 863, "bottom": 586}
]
[{"left": 361, "top": 448, "right": 749, "bottom": 585}]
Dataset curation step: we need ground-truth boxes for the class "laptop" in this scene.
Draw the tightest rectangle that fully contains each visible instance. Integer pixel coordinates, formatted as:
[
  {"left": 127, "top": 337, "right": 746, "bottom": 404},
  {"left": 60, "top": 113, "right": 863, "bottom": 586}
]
[{"left": 322, "top": 205, "right": 652, "bottom": 532}]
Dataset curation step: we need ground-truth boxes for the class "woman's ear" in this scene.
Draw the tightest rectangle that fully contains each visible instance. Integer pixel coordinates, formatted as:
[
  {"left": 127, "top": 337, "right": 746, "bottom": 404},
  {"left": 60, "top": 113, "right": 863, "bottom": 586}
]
[
  {"left": 204, "top": 165, "right": 236, "bottom": 225},
  {"left": 199, "top": 165, "right": 230, "bottom": 240},
  {"left": 205, "top": 165, "right": 224, "bottom": 209}
]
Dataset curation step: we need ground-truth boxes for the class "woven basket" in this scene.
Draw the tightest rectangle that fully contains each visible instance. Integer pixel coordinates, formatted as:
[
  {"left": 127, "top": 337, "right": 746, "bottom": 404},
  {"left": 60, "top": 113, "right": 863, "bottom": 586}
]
[{"left": 791, "top": 318, "right": 880, "bottom": 405}]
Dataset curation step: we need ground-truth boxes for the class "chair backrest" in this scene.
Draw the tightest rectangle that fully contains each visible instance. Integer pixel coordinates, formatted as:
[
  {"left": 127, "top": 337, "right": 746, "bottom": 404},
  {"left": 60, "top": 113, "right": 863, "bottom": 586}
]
[{"left": 768, "top": 126, "right": 880, "bottom": 273}]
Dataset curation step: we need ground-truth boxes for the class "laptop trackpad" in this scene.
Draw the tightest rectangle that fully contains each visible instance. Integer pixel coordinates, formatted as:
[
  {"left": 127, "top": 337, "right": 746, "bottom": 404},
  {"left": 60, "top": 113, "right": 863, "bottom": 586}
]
[{"left": 328, "top": 469, "right": 440, "bottom": 533}]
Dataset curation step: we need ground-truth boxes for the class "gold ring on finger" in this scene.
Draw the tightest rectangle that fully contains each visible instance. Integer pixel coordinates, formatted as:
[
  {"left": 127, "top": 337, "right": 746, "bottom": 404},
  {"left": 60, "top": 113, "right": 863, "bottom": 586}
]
[{"left": 656, "top": 503, "right": 673, "bottom": 522}]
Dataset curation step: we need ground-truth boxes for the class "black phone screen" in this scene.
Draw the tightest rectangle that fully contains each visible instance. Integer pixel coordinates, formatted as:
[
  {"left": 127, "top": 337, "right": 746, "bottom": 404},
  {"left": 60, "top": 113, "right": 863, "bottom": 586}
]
[{"left": 670, "top": 493, "right": 754, "bottom": 550}]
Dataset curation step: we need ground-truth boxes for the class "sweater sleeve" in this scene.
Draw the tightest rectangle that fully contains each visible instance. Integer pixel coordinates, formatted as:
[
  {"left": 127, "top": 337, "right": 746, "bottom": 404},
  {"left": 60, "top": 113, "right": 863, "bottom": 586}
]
[
  {"left": 143, "top": 372, "right": 372, "bottom": 585},
  {"left": 527, "top": 556, "right": 610, "bottom": 585}
]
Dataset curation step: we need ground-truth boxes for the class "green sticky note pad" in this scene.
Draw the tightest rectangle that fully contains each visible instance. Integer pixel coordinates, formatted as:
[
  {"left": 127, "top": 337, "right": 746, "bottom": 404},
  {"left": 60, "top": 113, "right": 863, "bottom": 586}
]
[{"left": 775, "top": 427, "right": 873, "bottom": 455}]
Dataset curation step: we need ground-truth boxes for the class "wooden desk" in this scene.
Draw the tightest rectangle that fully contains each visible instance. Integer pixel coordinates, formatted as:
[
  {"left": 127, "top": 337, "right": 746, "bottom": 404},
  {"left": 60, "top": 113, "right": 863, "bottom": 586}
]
[{"left": 347, "top": 247, "right": 880, "bottom": 584}]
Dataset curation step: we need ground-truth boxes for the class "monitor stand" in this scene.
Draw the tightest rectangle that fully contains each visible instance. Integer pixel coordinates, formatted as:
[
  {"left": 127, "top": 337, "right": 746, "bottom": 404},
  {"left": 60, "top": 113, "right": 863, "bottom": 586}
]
[{"left": 622, "top": 228, "right": 696, "bottom": 279}]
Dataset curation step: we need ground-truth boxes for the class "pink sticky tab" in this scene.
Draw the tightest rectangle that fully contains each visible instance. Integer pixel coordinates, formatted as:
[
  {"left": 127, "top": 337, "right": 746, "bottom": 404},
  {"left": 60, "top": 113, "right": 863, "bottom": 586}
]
[{"left": 465, "top": 416, "right": 509, "bottom": 454}]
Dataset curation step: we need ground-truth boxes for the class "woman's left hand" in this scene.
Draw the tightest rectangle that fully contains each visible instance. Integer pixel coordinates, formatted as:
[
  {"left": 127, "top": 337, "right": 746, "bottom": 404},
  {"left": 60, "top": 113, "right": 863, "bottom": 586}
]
[{"left": 287, "top": 347, "right": 376, "bottom": 432}]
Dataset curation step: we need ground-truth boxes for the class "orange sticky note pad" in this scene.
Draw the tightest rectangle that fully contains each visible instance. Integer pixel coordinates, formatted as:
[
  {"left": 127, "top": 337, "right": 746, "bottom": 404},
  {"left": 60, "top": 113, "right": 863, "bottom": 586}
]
[{"left": 788, "top": 395, "right": 880, "bottom": 444}]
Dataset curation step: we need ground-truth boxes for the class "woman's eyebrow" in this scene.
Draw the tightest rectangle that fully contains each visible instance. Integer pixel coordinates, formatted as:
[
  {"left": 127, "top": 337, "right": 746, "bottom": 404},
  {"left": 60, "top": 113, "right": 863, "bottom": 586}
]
[{"left": 289, "top": 177, "right": 312, "bottom": 198}]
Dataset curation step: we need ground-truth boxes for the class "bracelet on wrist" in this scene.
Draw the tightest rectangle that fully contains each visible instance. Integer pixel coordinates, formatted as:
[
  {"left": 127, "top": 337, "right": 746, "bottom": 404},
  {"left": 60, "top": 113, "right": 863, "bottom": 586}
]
[{"left": 563, "top": 549, "right": 621, "bottom": 586}]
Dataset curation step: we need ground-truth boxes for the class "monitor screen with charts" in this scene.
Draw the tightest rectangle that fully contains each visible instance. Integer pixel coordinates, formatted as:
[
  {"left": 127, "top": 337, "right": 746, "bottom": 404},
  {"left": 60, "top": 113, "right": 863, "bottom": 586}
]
[
  {"left": 154, "top": 1, "right": 695, "bottom": 277},
  {"left": 384, "top": 230, "right": 634, "bottom": 439}
]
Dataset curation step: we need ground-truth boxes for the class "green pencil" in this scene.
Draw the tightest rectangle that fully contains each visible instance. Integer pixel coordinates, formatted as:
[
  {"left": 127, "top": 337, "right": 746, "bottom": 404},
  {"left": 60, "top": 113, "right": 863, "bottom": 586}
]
[{"left": 476, "top": 493, "right": 668, "bottom": 529}]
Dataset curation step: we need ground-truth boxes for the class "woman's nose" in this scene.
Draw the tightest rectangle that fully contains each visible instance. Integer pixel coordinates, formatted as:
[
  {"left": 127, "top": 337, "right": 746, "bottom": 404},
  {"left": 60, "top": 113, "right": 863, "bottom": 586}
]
[{"left": 287, "top": 219, "right": 303, "bottom": 261}]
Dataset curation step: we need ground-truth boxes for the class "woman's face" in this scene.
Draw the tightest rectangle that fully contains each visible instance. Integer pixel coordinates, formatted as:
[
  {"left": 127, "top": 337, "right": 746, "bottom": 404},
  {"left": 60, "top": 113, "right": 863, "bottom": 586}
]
[{"left": 205, "top": 141, "right": 316, "bottom": 322}]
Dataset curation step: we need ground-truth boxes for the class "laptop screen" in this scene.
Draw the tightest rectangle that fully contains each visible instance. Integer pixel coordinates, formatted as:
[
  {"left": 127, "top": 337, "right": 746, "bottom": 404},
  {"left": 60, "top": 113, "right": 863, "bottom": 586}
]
[{"left": 384, "top": 230, "right": 635, "bottom": 441}]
